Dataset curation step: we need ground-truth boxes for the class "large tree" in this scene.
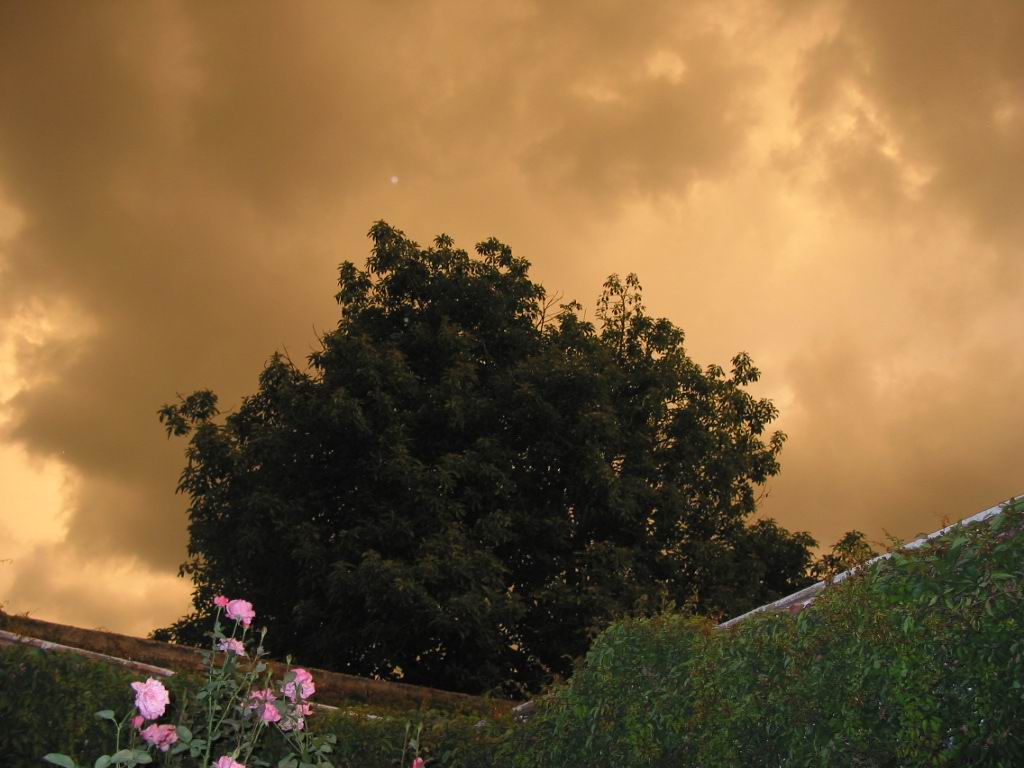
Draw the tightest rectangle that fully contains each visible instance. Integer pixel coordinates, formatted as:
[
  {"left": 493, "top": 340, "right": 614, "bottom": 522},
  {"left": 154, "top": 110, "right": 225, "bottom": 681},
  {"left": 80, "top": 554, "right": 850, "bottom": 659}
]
[{"left": 155, "top": 221, "right": 815, "bottom": 696}]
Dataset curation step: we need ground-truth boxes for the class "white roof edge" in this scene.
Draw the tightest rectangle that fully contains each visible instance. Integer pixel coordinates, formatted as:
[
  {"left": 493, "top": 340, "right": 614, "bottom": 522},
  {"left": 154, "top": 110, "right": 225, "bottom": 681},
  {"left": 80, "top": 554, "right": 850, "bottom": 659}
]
[
  {"left": 0, "top": 628, "right": 177, "bottom": 676},
  {"left": 717, "top": 492, "right": 1023, "bottom": 630}
]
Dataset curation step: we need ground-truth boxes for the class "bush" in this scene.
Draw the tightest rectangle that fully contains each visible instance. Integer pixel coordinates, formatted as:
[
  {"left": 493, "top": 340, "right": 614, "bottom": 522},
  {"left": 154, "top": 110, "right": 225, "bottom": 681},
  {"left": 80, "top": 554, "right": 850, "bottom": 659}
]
[
  {"left": 301, "top": 708, "right": 510, "bottom": 768},
  {"left": 8, "top": 500, "right": 1021, "bottom": 767},
  {"left": 0, "top": 644, "right": 196, "bottom": 765},
  {"left": 502, "top": 499, "right": 1024, "bottom": 767},
  {"left": 35, "top": 597, "right": 341, "bottom": 768},
  {"left": 494, "top": 612, "right": 707, "bottom": 767},
  {"left": 0, "top": 642, "right": 507, "bottom": 768}
]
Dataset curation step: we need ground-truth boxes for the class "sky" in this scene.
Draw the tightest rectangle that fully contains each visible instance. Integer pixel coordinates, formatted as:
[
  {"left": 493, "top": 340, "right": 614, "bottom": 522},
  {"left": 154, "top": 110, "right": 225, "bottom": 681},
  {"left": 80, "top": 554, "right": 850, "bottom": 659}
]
[{"left": 1, "top": 0, "right": 1022, "bottom": 637}]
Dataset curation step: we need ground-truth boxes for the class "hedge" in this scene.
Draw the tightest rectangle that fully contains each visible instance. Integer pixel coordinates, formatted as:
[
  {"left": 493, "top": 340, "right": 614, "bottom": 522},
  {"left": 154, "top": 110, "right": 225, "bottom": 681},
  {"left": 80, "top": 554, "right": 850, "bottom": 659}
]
[
  {"left": 0, "top": 641, "right": 506, "bottom": 767},
  {"left": 4, "top": 499, "right": 1022, "bottom": 767},
  {"left": 0, "top": 644, "right": 199, "bottom": 764},
  {"left": 500, "top": 499, "right": 1024, "bottom": 767}
]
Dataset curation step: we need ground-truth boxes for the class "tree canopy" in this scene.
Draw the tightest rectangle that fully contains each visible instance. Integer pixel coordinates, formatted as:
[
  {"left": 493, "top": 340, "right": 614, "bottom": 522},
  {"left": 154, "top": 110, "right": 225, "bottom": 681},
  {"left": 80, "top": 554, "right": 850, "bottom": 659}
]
[{"left": 156, "top": 221, "right": 818, "bottom": 696}]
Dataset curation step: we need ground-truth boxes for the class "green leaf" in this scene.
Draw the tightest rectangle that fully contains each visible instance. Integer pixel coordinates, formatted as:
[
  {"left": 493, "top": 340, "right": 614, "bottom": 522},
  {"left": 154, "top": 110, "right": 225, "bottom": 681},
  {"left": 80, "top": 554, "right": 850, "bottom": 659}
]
[
  {"left": 95, "top": 709, "right": 117, "bottom": 721},
  {"left": 43, "top": 755, "right": 78, "bottom": 768},
  {"left": 176, "top": 724, "right": 193, "bottom": 743},
  {"left": 94, "top": 757, "right": 112, "bottom": 768},
  {"left": 108, "top": 750, "right": 153, "bottom": 767}
]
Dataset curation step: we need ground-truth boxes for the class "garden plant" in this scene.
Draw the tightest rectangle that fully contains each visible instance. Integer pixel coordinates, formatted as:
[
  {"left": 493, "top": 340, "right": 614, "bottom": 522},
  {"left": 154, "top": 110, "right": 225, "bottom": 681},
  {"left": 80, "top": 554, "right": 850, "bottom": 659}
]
[
  {"left": 21, "top": 499, "right": 1024, "bottom": 767},
  {"left": 42, "top": 597, "right": 337, "bottom": 768}
]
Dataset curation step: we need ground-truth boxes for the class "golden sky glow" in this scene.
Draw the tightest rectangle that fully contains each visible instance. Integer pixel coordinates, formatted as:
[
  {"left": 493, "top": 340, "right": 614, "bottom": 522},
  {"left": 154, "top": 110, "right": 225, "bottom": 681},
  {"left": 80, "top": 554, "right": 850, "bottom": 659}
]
[{"left": 1, "top": 0, "right": 1022, "bottom": 636}]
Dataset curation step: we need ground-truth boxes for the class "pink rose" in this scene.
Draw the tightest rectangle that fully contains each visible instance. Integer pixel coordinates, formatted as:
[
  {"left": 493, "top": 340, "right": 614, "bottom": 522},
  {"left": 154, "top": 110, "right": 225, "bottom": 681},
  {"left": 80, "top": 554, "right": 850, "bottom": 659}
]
[
  {"left": 214, "top": 758, "right": 245, "bottom": 768},
  {"left": 131, "top": 715, "right": 144, "bottom": 730},
  {"left": 225, "top": 598, "right": 255, "bottom": 627},
  {"left": 140, "top": 723, "right": 178, "bottom": 752},
  {"left": 249, "top": 688, "right": 280, "bottom": 723},
  {"left": 130, "top": 677, "right": 170, "bottom": 720},
  {"left": 249, "top": 688, "right": 276, "bottom": 706},
  {"left": 412, "top": 758, "right": 425, "bottom": 768},
  {"left": 217, "top": 637, "right": 246, "bottom": 656},
  {"left": 213, "top": 595, "right": 230, "bottom": 608},
  {"left": 283, "top": 668, "right": 315, "bottom": 702}
]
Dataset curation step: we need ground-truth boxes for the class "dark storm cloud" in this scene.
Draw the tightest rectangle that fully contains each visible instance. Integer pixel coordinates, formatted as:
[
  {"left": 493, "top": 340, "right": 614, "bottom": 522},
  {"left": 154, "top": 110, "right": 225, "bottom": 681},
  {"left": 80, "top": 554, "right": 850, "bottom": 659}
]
[
  {"left": 6, "top": 541, "right": 189, "bottom": 635},
  {"left": 517, "top": 3, "right": 756, "bottom": 203},
  {"left": 0, "top": 1, "right": 760, "bottom": 582},
  {"left": 1, "top": 0, "right": 1021, "bottom": 633},
  {"left": 0, "top": 1, "right": 347, "bottom": 568},
  {"left": 179, "top": 0, "right": 755, "bottom": 209},
  {"left": 790, "top": 0, "right": 1024, "bottom": 257},
  {"left": 771, "top": 331, "right": 1024, "bottom": 551},
  {"left": 751, "top": 0, "right": 1024, "bottom": 549}
]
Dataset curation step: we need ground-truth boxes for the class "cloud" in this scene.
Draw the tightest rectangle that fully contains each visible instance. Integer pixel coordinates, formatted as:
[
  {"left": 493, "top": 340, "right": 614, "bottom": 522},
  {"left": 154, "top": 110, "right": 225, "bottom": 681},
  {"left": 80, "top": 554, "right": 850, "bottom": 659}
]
[
  {"left": 0, "top": 440, "right": 191, "bottom": 636},
  {"left": 4, "top": 541, "right": 191, "bottom": 636},
  {"left": 789, "top": 0, "right": 1024, "bottom": 270},
  {"left": 518, "top": 5, "right": 759, "bottom": 206},
  {"left": 0, "top": 0, "right": 763, "bottom": 569},
  {"left": 770, "top": 327, "right": 1024, "bottom": 550},
  {"left": 0, "top": 0, "right": 1021, "bottom": 634}
]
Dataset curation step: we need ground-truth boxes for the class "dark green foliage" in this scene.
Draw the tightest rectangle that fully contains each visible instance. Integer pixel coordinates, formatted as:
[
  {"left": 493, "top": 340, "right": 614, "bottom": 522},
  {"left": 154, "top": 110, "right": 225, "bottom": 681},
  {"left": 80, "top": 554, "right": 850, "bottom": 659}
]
[
  {"left": 0, "top": 646, "right": 194, "bottom": 766},
  {"left": 500, "top": 500, "right": 1024, "bottom": 767},
  {"left": 156, "top": 221, "right": 813, "bottom": 695},
  {"left": 0, "top": 644, "right": 126, "bottom": 763},
  {"left": 298, "top": 708, "right": 512, "bottom": 768},
  {"left": 497, "top": 613, "right": 708, "bottom": 767},
  {"left": 14, "top": 500, "right": 1024, "bottom": 768},
  {"left": 0, "top": 643, "right": 502, "bottom": 768},
  {"left": 266, "top": 707, "right": 408, "bottom": 768},
  {"left": 810, "top": 529, "right": 878, "bottom": 580}
]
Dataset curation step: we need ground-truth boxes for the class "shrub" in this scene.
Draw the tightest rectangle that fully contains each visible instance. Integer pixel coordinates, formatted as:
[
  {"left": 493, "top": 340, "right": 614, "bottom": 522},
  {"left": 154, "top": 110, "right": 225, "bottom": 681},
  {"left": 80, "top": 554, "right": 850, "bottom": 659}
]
[
  {"left": 495, "top": 613, "right": 708, "bottom": 767},
  {"left": 301, "top": 709, "right": 510, "bottom": 768},
  {"left": 39, "top": 596, "right": 337, "bottom": 768},
  {"left": 8, "top": 500, "right": 1021, "bottom": 767},
  {"left": 1, "top": 639, "right": 514, "bottom": 768},
  {"left": 503, "top": 499, "right": 1024, "bottom": 768},
  {"left": 0, "top": 643, "right": 508, "bottom": 768},
  {"left": 0, "top": 643, "right": 196, "bottom": 764}
]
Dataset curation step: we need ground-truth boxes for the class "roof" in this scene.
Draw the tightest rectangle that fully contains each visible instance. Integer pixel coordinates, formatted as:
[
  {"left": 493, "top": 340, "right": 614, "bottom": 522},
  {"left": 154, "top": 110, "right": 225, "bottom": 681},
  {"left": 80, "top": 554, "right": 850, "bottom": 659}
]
[{"left": 717, "top": 493, "right": 1022, "bottom": 629}]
